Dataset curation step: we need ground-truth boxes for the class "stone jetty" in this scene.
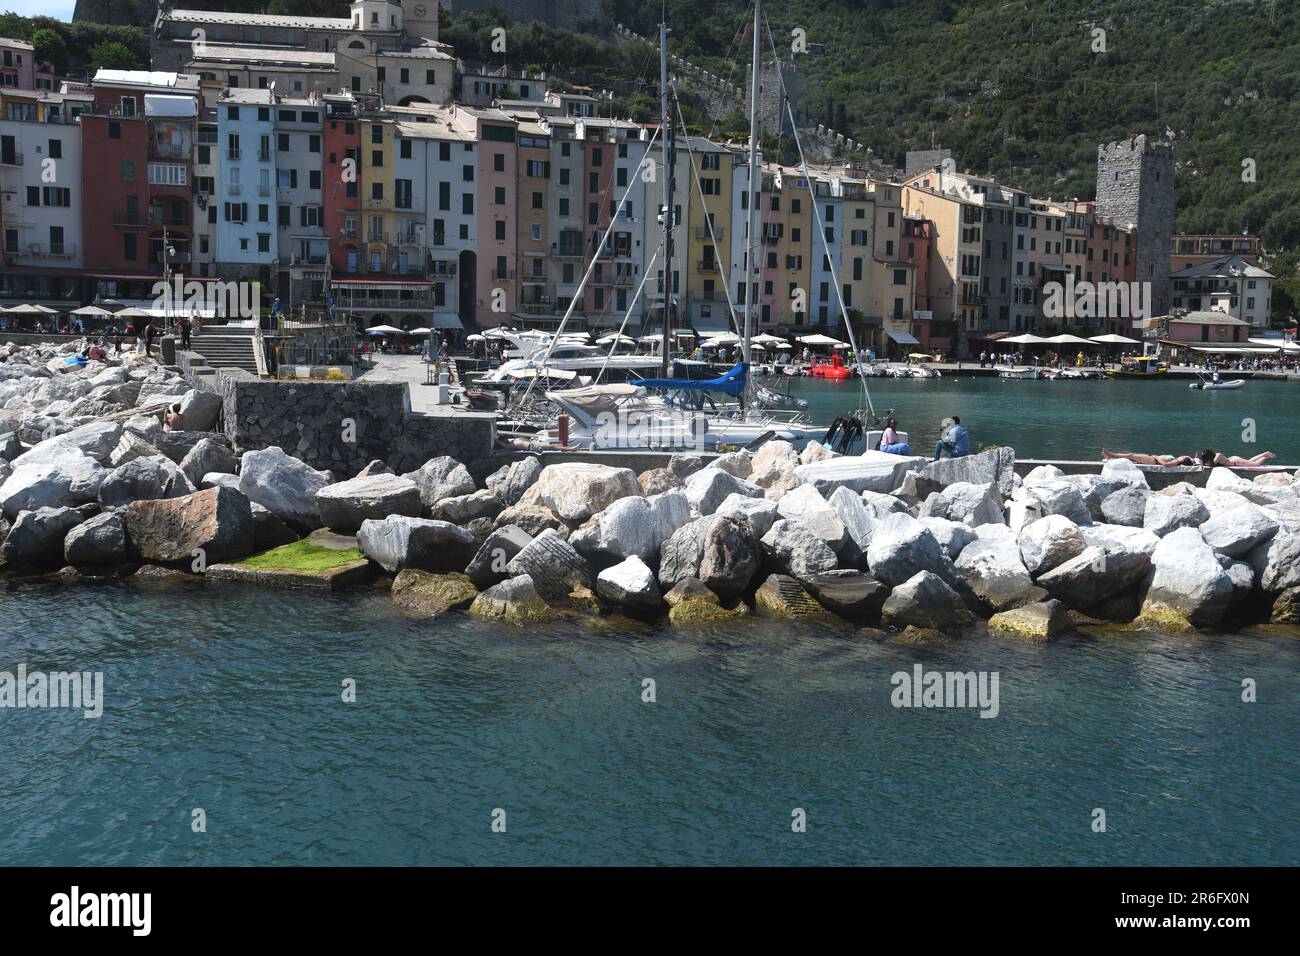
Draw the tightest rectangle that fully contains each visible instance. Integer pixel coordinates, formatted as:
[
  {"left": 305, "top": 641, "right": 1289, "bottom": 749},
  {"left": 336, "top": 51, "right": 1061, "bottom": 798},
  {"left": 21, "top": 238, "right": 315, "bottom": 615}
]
[{"left": 3, "top": 338, "right": 1299, "bottom": 637}]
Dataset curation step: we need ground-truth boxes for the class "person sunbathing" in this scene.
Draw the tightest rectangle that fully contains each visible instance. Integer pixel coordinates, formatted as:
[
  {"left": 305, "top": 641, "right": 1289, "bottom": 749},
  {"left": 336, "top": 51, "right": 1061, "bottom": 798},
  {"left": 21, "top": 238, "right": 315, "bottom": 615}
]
[
  {"left": 1102, "top": 449, "right": 1199, "bottom": 466},
  {"left": 1198, "top": 449, "right": 1277, "bottom": 468}
]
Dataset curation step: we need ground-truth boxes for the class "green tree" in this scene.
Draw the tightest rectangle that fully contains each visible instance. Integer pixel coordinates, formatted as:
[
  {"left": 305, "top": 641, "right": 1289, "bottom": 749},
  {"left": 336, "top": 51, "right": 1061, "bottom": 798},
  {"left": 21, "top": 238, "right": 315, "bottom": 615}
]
[
  {"left": 88, "top": 41, "right": 140, "bottom": 72},
  {"left": 31, "top": 28, "right": 69, "bottom": 75}
]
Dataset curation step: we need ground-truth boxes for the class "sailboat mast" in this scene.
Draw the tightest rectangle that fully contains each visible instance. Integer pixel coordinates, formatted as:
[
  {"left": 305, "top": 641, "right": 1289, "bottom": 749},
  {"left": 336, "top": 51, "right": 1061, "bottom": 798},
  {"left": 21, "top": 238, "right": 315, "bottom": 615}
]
[
  {"left": 659, "top": 21, "right": 673, "bottom": 377},
  {"left": 743, "top": 0, "right": 761, "bottom": 370}
]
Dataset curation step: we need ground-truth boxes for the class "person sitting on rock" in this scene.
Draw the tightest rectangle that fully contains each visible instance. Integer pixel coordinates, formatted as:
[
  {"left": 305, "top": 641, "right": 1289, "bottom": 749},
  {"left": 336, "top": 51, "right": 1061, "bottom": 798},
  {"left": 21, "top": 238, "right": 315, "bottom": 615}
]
[
  {"left": 879, "top": 418, "right": 911, "bottom": 456},
  {"left": 164, "top": 404, "right": 184, "bottom": 432},
  {"left": 933, "top": 416, "right": 970, "bottom": 460}
]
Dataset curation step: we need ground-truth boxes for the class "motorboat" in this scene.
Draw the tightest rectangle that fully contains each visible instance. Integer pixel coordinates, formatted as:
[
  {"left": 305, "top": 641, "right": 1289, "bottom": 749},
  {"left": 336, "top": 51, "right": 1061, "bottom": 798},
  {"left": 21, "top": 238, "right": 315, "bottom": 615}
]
[
  {"left": 810, "top": 353, "right": 853, "bottom": 379},
  {"left": 755, "top": 384, "right": 810, "bottom": 411},
  {"left": 1107, "top": 356, "right": 1168, "bottom": 378},
  {"left": 1189, "top": 376, "right": 1245, "bottom": 390},
  {"left": 996, "top": 365, "right": 1046, "bottom": 380}
]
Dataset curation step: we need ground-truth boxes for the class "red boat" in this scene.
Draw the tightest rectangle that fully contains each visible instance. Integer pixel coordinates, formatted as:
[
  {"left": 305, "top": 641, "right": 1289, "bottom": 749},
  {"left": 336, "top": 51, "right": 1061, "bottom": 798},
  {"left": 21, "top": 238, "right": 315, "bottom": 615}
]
[{"left": 810, "top": 352, "right": 853, "bottom": 379}]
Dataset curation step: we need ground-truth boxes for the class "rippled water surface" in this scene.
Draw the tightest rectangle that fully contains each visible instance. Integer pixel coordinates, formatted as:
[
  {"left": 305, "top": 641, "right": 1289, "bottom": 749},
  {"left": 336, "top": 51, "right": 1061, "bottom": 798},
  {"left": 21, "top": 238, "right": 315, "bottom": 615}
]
[
  {"left": 784, "top": 375, "right": 1300, "bottom": 462},
  {"left": 1, "top": 579, "right": 1296, "bottom": 866}
]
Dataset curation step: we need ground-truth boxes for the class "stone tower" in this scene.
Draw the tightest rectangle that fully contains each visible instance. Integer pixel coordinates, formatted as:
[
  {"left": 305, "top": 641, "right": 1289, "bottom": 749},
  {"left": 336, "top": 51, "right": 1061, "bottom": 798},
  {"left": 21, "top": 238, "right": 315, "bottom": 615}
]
[{"left": 1095, "top": 134, "right": 1175, "bottom": 319}]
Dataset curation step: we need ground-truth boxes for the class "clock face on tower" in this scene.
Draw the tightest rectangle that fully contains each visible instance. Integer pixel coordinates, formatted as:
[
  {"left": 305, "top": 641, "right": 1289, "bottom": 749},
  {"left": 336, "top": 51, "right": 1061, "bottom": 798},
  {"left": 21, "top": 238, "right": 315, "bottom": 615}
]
[{"left": 413, "top": 4, "right": 428, "bottom": 16}]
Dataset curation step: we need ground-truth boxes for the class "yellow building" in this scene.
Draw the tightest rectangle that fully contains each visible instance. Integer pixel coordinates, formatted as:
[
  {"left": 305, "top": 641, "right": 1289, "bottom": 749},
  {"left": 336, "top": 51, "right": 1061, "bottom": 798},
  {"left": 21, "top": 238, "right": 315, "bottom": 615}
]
[
  {"left": 359, "top": 115, "right": 397, "bottom": 273},
  {"left": 680, "top": 136, "right": 733, "bottom": 332}
]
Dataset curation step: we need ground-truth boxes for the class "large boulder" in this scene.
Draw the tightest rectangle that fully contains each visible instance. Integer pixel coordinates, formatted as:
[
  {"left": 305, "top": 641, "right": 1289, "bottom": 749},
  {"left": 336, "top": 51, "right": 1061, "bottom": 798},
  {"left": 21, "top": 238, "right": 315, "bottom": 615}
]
[
  {"left": 493, "top": 503, "right": 566, "bottom": 537},
  {"left": 390, "top": 570, "right": 478, "bottom": 617},
  {"left": 316, "top": 473, "right": 423, "bottom": 533},
  {"left": 881, "top": 571, "right": 974, "bottom": 633},
  {"left": 485, "top": 456, "right": 541, "bottom": 506},
  {"left": 596, "top": 555, "right": 662, "bottom": 611},
  {"left": 15, "top": 420, "right": 122, "bottom": 467},
  {"left": 239, "top": 446, "right": 331, "bottom": 530},
  {"left": 775, "top": 483, "right": 848, "bottom": 551},
  {"left": 865, "top": 512, "right": 946, "bottom": 587},
  {"left": 697, "top": 514, "right": 762, "bottom": 599},
  {"left": 1248, "top": 533, "right": 1300, "bottom": 594},
  {"left": 1017, "top": 514, "right": 1087, "bottom": 577},
  {"left": 713, "top": 449, "right": 753, "bottom": 478},
  {"left": 1198, "top": 506, "right": 1279, "bottom": 558},
  {"left": 1079, "top": 523, "right": 1161, "bottom": 558},
  {"left": 179, "top": 437, "right": 238, "bottom": 487},
  {"left": 827, "top": 486, "right": 876, "bottom": 561},
  {"left": 754, "top": 573, "right": 836, "bottom": 620},
  {"left": 760, "top": 518, "right": 839, "bottom": 581},
  {"left": 434, "top": 489, "right": 505, "bottom": 525},
  {"left": 714, "top": 493, "right": 779, "bottom": 539},
  {"left": 795, "top": 450, "right": 924, "bottom": 496},
  {"left": 109, "top": 430, "right": 163, "bottom": 469},
  {"left": 465, "top": 525, "right": 534, "bottom": 589},
  {"left": 956, "top": 536, "right": 1044, "bottom": 611},
  {"left": 525, "top": 462, "right": 641, "bottom": 524},
  {"left": 250, "top": 502, "right": 299, "bottom": 551},
  {"left": 1036, "top": 545, "right": 1151, "bottom": 609},
  {"left": 178, "top": 388, "right": 223, "bottom": 431},
  {"left": 943, "top": 481, "right": 1004, "bottom": 527},
  {"left": 98, "top": 455, "right": 195, "bottom": 508},
  {"left": 402, "top": 456, "right": 476, "bottom": 510},
  {"left": 356, "top": 515, "right": 477, "bottom": 573},
  {"left": 1, "top": 506, "right": 82, "bottom": 566},
  {"left": 1100, "top": 486, "right": 1150, "bottom": 527},
  {"left": 684, "top": 467, "right": 763, "bottom": 516},
  {"left": 124, "top": 486, "right": 255, "bottom": 565},
  {"left": 1140, "top": 527, "right": 1234, "bottom": 629},
  {"left": 1021, "top": 478, "right": 1092, "bottom": 526},
  {"left": 1143, "top": 493, "right": 1210, "bottom": 537},
  {"left": 469, "top": 574, "right": 556, "bottom": 623},
  {"left": 0, "top": 448, "right": 106, "bottom": 516},
  {"left": 569, "top": 489, "right": 691, "bottom": 564},
  {"left": 919, "top": 516, "right": 976, "bottom": 561},
  {"left": 504, "top": 527, "right": 593, "bottom": 601},
  {"left": 918, "top": 446, "right": 1016, "bottom": 498},
  {"left": 988, "top": 599, "right": 1074, "bottom": 641},
  {"left": 804, "top": 569, "right": 889, "bottom": 621},
  {"left": 657, "top": 516, "right": 710, "bottom": 589},
  {"left": 1100, "top": 458, "right": 1150, "bottom": 490}
]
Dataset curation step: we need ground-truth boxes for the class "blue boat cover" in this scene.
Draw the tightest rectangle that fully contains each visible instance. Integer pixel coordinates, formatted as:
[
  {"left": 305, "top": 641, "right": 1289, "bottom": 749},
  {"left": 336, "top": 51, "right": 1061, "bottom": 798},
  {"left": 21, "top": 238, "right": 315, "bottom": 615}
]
[{"left": 632, "top": 362, "right": 747, "bottom": 396}]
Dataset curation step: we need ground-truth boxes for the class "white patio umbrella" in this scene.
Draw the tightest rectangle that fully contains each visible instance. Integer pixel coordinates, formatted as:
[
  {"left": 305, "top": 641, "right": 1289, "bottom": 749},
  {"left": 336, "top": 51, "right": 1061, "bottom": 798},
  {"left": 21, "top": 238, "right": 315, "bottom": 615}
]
[
  {"left": 796, "top": 333, "right": 844, "bottom": 346},
  {"left": 1042, "top": 333, "right": 1098, "bottom": 346},
  {"left": 752, "top": 333, "right": 789, "bottom": 344},
  {"left": 1088, "top": 333, "right": 1142, "bottom": 345},
  {"left": 368, "top": 324, "right": 403, "bottom": 335},
  {"left": 71, "top": 305, "right": 113, "bottom": 317},
  {"left": 702, "top": 331, "right": 742, "bottom": 345},
  {"left": 999, "top": 333, "right": 1049, "bottom": 345},
  {"left": 466, "top": 334, "right": 486, "bottom": 342},
  {"left": 596, "top": 333, "right": 636, "bottom": 345},
  {"left": 407, "top": 327, "right": 433, "bottom": 335},
  {"left": 3, "top": 303, "right": 57, "bottom": 314},
  {"left": 483, "top": 327, "right": 516, "bottom": 339}
]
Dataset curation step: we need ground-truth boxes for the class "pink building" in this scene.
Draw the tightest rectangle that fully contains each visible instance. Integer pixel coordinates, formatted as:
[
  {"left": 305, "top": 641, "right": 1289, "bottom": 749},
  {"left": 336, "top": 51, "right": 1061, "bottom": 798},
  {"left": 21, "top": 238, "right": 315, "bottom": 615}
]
[
  {"left": 1165, "top": 310, "right": 1249, "bottom": 343},
  {"left": 0, "top": 37, "right": 53, "bottom": 91},
  {"left": 453, "top": 106, "right": 517, "bottom": 327}
]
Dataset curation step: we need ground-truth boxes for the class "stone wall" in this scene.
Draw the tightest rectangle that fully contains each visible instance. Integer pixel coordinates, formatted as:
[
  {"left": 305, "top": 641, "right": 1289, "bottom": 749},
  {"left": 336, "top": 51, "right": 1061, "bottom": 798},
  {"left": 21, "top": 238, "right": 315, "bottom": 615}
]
[
  {"left": 217, "top": 370, "right": 499, "bottom": 480},
  {"left": 1096, "top": 134, "right": 1175, "bottom": 319}
]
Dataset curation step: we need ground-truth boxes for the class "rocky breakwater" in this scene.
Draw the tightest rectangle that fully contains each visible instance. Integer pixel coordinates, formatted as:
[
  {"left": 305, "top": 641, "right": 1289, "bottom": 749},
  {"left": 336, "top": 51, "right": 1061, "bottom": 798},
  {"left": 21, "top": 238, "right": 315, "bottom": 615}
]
[{"left": 5, "top": 376, "right": 1299, "bottom": 640}]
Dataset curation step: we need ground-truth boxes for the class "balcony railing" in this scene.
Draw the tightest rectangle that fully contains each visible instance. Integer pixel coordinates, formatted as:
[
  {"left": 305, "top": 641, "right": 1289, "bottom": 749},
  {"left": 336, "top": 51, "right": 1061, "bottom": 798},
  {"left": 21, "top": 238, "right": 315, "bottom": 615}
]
[
  {"left": 695, "top": 227, "right": 725, "bottom": 240},
  {"left": 112, "top": 210, "right": 145, "bottom": 226},
  {"left": 24, "top": 242, "right": 76, "bottom": 258},
  {"left": 258, "top": 184, "right": 271, "bottom": 196},
  {"left": 491, "top": 269, "right": 516, "bottom": 281},
  {"left": 697, "top": 260, "right": 719, "bottom": 272},
  {"left": 0, "top": 153, "right": 23, "bottom": 166},
  {"left": 227, "top": 184, "right": 242, "bottom": 195},
  {"left": 227, "top": 148, "right": 241, "bottom": 161},
  {"left": 258, "top": 149, "right": 272, "bottom": 162}
]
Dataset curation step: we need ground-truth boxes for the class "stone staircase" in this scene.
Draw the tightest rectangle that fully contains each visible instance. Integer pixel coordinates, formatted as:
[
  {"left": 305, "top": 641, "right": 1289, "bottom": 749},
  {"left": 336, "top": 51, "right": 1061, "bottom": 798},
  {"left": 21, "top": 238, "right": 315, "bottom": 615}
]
[{"left": 190, "top": 325, "right": 261, "bottom": 374}]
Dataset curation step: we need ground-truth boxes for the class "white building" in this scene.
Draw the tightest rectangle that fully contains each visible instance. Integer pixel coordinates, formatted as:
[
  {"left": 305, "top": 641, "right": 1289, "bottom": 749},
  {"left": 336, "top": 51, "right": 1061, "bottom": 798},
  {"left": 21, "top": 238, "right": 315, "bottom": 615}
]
[
  {"left": 1171, "top": 254, "right": 1274, "bottom": 329},
  {"left": 214, "top": 89, "right": 278, "bottom": 281}
]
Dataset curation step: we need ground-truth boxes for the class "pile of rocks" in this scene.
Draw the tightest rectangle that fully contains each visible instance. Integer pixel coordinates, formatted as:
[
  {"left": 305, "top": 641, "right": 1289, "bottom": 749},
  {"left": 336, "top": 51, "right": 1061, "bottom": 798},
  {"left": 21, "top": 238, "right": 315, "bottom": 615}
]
[{"left": 4, "top": 354, "right": 1297, "bottom": 640}]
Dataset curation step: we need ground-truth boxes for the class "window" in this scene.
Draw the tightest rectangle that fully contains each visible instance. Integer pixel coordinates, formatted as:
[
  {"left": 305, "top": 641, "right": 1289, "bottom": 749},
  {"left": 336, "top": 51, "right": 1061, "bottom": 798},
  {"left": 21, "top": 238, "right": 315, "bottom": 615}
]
[
  {"left": 494, "top": 186, "right": 506, "bottom": 205},
  {"left": 399, "top": 139, "right": 411, "bottom": 159},
  {"left": 438, "top": 182, "right": 450, "bottom": 210},
  {"left": 495, "top": 221, "right": 505, "bottom": 240},
  {"left": 531, "top": 223, "right": 542, "bottom": 241},
  {"left": 371, "top": 183, "right": 383, "bottom": 201},
  {"left": 893, "top": 269, "right": 907, "bottom": 285},
  {"left": 121, "top": 160, "right": 135, "bottom": 181},
  {"left": 124, "top": 234, "right": 137, "bottom": 260},
  {"left": 462, "top": 164, "right": 473, "bottom": 181},
  {"left": 47, "top": 139, "right": 62, "bottom": 160},
  {"left": 439, "top": 142, "right": 450, "bottom": 162},
  {"left": 400, "top": 68, "right": 409, "bottom": 84},
  {"left": 462, "top": 193, "right": 473, "bottom": 215},
  {"left": 108, "top": 121, "right": 121, "bottom": 139},
  {"left": 148, "top": 163, "right": 187, "bottom": 186},
  {"left": 590, "top": 147, "right": 603, "bottom": 167},
  {"left": 278, "top": 204, "right": 290, "bottom": 227},
  {"left": 372, "top": 150, "right": 383, "bottom": 167},
  {"left": 532, "top": 192, "right": 542, "bottom": 209},
  {"left": 258, "top": 204, "right": 269, "bottom": 222},
  {"left": 371, "top": 126, "right": 383, "bottom": 144},
  {"left": 494, "top": 152, "right": 505, "bottom": 172},
  {"left": 395, "top": 179, "right": 412, "bottom": 208},
  {"left": 42, "top": 187, "right": 71, "bottom": 207}
]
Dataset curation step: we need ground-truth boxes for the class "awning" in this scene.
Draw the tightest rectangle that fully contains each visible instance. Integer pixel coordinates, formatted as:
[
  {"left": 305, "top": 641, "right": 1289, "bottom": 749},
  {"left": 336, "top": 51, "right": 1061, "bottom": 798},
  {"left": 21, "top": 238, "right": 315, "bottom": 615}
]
[
  {"left": 887, "top": 331, "right": 920, "bottom": 345},
  {"left": 431, "top": 312, "right": 463, "bottom": 329}
]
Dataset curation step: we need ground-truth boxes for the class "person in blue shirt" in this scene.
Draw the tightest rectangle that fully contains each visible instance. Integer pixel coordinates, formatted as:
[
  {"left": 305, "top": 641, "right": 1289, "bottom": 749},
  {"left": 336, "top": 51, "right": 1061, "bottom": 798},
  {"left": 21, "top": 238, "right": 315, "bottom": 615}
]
[{"left": 934, "top": 416, "right": 970, "bottom": 459}]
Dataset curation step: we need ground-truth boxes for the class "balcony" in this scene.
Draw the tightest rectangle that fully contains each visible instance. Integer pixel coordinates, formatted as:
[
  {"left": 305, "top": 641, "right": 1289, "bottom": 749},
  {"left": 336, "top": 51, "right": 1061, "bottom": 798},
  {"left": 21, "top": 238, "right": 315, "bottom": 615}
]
[
  {"left": 227, "top": 148, "right": 241, "bottom": 161},
  {"left": 112, "top": 210, "right": 146, "bottom": 227},
  {"left": 491, "top": 269, "right": 516, "bottom": 281},
  {"left": 366, "top": 232, "right": 389, "bottom": 244},
  {"left": 257, "top": 184, "right": 271, "bottom": 196},
  {"left": 695, "top": 226, "right": 725, "bottom": 240},
  {"left": 227, "top": 184, "right": 242, "bottom": 196},
  {"left": 396, "top": 231, "right": 422, "bottom": 246},
  {"left": 429, "top": 260, "right": 457, "bottom": 277},
  {"left": 696, "top": 258, "right": 720, "bottom": 273},
  {"left": 23, "top": 242, "right": 76, "bottom": 258},
  {"left": 290, "top": 254, "right": 328, "bottom": 266},
  {"left": 258, "top": 149, "right": 272, "bottom": 162},
  {"left": 0, "top": 153, "right": 23, "bottom": 166}
]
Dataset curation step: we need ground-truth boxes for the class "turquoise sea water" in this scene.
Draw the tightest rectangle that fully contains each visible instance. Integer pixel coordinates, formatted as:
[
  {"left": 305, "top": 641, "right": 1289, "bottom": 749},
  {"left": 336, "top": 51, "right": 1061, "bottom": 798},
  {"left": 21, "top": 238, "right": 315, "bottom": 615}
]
[
  {"left": 779, "top": 375, "right": 1300, "bottom": 463},
  {"left": 2, "top": 580, "right": 1297, "bottom": 866}
]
